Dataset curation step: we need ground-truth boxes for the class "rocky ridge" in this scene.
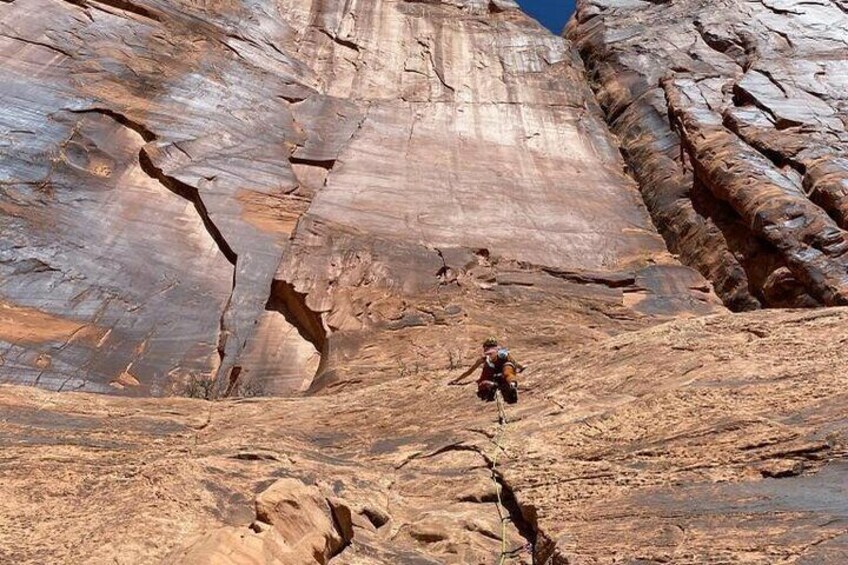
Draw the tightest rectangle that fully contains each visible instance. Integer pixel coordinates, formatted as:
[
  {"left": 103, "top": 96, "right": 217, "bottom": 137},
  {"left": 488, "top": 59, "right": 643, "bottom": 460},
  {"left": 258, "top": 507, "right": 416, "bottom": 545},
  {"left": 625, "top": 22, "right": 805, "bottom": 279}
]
[{"left": 567, "top": 0, "right": 848, "bottom": 310}]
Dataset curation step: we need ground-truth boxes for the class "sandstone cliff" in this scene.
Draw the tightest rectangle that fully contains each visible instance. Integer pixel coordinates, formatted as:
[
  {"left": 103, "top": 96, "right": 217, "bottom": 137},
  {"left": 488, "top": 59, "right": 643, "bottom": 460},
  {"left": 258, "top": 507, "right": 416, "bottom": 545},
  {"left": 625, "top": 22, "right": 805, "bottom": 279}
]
[
  {"left": 568, "top": 0, "right": 848, "bottom": 310},
  {"left": 1, "top": 0, "right": 847, "bottom": 563},
  {"left": 0, "top": 0, "right": 719, "bottom": 398}
]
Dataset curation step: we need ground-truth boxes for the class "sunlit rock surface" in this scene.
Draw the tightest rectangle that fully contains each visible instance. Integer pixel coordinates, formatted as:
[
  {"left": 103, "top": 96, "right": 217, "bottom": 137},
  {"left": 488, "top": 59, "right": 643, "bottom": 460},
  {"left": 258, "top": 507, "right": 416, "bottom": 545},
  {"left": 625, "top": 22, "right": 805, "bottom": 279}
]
[
  {"left": 0, "top": 0, "right": 718, "bottom": 396},
  {"left": 1, "top": 0, "right": 847, "bottom": 564},
  {"left": 2, "top": 308, "right": 847, "bottom": 564}
]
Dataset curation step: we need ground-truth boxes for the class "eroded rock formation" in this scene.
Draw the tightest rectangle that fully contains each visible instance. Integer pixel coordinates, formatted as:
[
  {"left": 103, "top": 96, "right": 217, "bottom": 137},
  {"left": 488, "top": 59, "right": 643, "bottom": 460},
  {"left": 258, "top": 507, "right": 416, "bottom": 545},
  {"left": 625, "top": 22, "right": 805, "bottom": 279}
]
[{"left": 568, "top": 0, "right": 848, "bottom": 310}]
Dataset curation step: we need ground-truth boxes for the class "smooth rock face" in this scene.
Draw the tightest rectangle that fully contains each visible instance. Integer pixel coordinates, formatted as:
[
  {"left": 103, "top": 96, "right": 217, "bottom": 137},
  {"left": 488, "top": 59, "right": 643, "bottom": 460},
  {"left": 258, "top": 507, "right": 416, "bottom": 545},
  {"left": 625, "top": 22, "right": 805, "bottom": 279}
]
[
  {"left": 0, "top": 0, "right": 719, "bottom": 396},
  {"left": 567, "top": 0, "right": 848, "bottom": 310}
]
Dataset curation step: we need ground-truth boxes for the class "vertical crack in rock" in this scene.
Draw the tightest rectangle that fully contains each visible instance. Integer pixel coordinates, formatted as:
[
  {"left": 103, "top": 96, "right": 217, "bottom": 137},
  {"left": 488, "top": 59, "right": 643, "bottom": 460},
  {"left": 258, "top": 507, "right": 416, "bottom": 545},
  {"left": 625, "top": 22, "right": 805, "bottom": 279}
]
[
  {"left": 565, "top": 2, "right": 848, "bottom": 309},
  {"left": 68, "top": 103, "right": 334, "bottom": 397},
  {"left": 70, "top": 108, "right": 238, "bottom": 262},
  {"left": 476, "top": 444, "right": 561, "bottom": 565},
  {"left": 69, "top": 108, "right": 242, "bottom": 393},
  {"left": 565, "top": 14, "right": 765, "bottom": 310},
  {"left": 138, "top": 151, "right": 242, "bottom": 394},
  {"left": 464, "top": 435, "right": 558, "bottom": 564},
  {"left": 137, "top": 152, "right": 238, "bottom": 264},
  {"left": 492, "top": 475, "right": 549, "bottom": 564}
]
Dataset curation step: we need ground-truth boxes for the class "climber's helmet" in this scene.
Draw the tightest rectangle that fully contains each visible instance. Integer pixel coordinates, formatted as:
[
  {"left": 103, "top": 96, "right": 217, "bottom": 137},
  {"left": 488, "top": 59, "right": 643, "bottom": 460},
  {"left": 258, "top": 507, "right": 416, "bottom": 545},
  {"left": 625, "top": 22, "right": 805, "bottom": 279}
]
[{"left": 483, "top": 337, "right": 499, "bottom": 358}]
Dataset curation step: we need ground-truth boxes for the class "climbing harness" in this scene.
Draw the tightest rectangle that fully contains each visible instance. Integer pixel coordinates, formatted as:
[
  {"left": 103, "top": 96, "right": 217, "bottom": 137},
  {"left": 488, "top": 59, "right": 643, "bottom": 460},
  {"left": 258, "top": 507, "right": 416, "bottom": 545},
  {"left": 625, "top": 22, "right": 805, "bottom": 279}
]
[{"left": 489, "top": 389, "right": 531, "bottom": 564}]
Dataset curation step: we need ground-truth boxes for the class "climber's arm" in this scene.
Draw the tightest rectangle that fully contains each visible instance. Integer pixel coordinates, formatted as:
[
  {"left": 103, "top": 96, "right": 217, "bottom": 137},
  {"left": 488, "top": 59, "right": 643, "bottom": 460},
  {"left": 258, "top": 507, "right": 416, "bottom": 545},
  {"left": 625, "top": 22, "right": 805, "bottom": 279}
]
[{"left": 449, "top": 356, "right": 483, "bottom": 385}]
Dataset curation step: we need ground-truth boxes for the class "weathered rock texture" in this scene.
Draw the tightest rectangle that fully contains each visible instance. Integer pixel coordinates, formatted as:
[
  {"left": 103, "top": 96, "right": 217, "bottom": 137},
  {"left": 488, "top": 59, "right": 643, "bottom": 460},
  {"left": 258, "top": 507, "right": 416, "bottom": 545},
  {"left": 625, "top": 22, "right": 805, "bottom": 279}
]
[
  {"left": 0, "top": 0, "right": 720, "bottom": 396},
  {"left": 567, "top": 0, "right": 848, "bottom": 310},
  {"left": 2, "top": 308, "right": 847, "bottom": 564},
  {"left": 2, "top": 0, "right": 848, "bottom": 564}
]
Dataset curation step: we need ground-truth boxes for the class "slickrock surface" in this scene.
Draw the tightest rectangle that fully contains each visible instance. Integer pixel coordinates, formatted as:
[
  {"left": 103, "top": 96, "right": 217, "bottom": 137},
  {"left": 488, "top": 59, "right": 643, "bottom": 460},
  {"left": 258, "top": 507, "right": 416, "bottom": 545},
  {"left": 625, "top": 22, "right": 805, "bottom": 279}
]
[
  {"left": 567, "top": 0, "right": 848, "bottom": 310},
  {"left": 0, "top": 0, "right": 718, "bottom": 396},
  {"left": 2, "top": 308, "right": 847, "bottom": 564},
  {"left": 2, "top": 0, "right": 848, "bottom": 564}
]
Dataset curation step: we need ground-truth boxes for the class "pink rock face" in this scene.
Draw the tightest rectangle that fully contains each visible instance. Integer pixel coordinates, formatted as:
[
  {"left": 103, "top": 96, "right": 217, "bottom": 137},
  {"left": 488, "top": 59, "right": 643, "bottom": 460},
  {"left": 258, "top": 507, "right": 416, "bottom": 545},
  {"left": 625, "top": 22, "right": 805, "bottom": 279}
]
[
  {"left": 2, "top": 308, "right": 847, "bottom": 564},
  {"left": 0, "top": 0, "right": 719, "bottom": 396}
]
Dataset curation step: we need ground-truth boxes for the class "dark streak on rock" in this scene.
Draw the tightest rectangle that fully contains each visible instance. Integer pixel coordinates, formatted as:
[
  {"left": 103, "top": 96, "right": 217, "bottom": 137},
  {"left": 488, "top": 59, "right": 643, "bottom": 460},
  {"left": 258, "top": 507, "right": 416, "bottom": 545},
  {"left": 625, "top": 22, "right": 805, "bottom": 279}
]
[
  {"left": 0, "top": 34, "right": 74, "bottom": 58},
  {"left": 138, "top": 151, "right": 237, "bottom": 264},
  {"left": 62, "top": 0, "right": 162, "bottom": 23}
]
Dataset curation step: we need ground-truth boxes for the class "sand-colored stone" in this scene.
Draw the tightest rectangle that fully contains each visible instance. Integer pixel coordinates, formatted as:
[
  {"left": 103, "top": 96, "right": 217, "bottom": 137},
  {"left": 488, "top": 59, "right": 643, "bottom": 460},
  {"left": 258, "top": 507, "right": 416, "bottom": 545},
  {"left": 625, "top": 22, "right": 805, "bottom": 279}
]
[
  {"left": 1, "top": 1, "right": 847, "bottom": 564},
  {"left": 1, "top": 308, "right": 847, "bottom": 563},
  {"left": 0, "top": 0, "right": 718, "bottom": 396}
]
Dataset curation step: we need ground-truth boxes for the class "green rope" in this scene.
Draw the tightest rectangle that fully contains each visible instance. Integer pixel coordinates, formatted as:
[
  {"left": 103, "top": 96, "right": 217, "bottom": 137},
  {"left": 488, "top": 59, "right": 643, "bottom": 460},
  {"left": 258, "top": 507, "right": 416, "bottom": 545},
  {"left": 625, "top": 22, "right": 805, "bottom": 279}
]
[{"left": 491, "top": 390, "right": 510, "bottom": 565}]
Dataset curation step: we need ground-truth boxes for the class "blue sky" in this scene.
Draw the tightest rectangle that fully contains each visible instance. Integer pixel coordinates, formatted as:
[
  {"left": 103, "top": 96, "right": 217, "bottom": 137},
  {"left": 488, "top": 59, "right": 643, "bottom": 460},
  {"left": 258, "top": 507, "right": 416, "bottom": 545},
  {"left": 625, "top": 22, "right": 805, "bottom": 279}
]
[{"left": 515, "top": 0, "right": 576, "bottom": 34}]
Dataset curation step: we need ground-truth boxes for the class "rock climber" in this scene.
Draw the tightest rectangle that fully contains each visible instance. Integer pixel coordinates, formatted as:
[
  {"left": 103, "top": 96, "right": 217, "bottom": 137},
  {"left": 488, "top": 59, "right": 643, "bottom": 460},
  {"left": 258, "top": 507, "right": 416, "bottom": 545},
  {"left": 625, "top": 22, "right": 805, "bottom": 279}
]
[{"left": 450, "top": 337, "right": 524, "bottom": 404}]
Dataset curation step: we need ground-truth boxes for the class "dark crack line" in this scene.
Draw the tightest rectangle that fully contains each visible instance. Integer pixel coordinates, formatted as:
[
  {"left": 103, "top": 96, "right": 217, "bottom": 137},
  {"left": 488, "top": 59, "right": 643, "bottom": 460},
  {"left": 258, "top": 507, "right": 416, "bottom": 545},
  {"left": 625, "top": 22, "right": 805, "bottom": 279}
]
[
  {"left": 493, "top": 474, "right": 553, "bottom": 565},
  {"left": 394, "top": 442, "right": 481, "bottom": 470},
  {"left": 417, "top": 38, "right": 455, "bottom": 94},
  {"left": 691, "top": 21, "right": 749, "bottom": 68},
  {"left": 317, "top": 28, "right": 361, "bottom": 52},
  {"left": 0, "top": 33, "right": 74, "bottom": 58},
  {"left": 61, "top": 0, "right": 162, "bottom": 22},
  {"left": 67, "top": 107, "right": 156, "bottom": 142},
  {"left": 759, "top": 68, "right": 790, "bottom": 97},
  {"left": 732, "top": 78, "right": 800, "bottom": 130},
  {"left": 832, "top": 0, "right": 848, "bottom": 15},
  {"left": 762, "top": 23, "right": 796, "bottom": 49},
  {"left": 288, "top": 155, "right": 336, "bottom": 170},
  {"left": 77, "top": 106, "right": 243, "bottom": 394},
  {"left": 138, "top": 151, "right": 237, "bottom": 264},
  {"left": 722, "top": 111, "right": 798, "bottom": 171},
  {"left": 541, "top": 267, "right": 637, "bottom": 289}
]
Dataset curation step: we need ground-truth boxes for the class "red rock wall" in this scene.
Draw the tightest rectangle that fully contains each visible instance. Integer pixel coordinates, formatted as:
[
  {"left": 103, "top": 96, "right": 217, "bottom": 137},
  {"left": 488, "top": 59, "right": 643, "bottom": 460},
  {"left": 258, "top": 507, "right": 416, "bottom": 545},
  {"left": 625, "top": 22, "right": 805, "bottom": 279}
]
[
  {"left": 567, "top": 0, "right": 848, "bottom": 309},
  {"left": 0, "top": 0, "right": 721, "bottom": 396}
]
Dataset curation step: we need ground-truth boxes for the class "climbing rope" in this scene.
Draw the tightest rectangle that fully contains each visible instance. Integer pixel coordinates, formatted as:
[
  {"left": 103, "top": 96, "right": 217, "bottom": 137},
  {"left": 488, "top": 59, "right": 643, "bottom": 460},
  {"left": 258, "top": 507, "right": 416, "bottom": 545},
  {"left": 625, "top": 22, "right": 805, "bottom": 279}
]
[{"left": 490, "top": 389, "right": 528, "bottom": 565}]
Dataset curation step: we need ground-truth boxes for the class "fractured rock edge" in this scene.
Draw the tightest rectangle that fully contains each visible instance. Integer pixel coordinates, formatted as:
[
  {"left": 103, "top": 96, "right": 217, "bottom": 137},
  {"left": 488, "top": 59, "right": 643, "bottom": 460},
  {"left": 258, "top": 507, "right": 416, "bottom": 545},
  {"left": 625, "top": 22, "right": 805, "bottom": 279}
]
[{"left": 566, "top": 0, "right": 848, "bottom": 309}]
